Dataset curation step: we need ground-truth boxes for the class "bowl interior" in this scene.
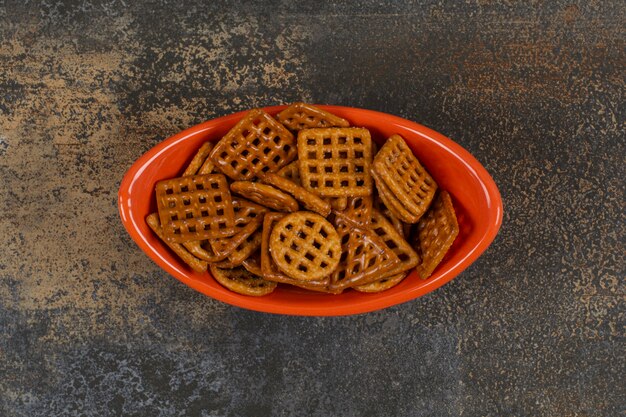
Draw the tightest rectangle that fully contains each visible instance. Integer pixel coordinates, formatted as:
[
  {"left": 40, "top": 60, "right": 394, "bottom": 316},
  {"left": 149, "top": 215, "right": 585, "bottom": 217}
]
[{"left": 118, "top": 105, "right": 502, "bottom": 315}]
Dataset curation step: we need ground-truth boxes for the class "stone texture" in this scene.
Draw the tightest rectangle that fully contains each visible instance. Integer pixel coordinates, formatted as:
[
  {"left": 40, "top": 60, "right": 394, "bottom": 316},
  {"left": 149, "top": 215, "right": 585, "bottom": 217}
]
[{"left": 0, "top": 1, "right": 624, "bottom": 416}]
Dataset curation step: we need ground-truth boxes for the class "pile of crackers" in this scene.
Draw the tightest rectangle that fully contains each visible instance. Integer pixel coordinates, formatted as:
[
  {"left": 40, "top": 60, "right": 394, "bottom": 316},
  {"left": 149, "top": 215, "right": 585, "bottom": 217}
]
[{"left": 146, "top": 103, "right": 459, "bottom": 296}]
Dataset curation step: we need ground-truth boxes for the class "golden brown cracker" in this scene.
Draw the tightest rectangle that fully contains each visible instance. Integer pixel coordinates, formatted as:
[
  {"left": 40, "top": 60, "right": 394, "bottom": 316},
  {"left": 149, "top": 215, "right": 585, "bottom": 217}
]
[
  {"left": 372, "top": 169, "right": 419, "bottom": 223},
  {"left": 155, "top": 174, "right": 236, "bottom": 242},
  {"left": 339, "top": 195, "right": 372, "bottom": 226},
  {"left": 242, "top": 251, "right": 263, "bottom": 276},
  {"left": 414, "top": 191, "right": 459, "bottom": 279},
  {"left": 276, "top": 160, "right": 302, "bottom": 184},
  {"left": 372, "top": 134, "right": 437, "bottom": 223},
  {"left": 329, "top": 213, "right": 400, "bottom": 291},
  {"left": 213, "top": 227, "right": 263, "bottom": 268},
  {"left": 209, "top": 109, "right": 296, "bottom": 181},
  {"left": 183, "top": 240, "right": 227, "bottom": 263},
  {"left": 297, "top": 127, "right": 373, "bottom": 197},
  {"left": 369, "top": 209, "right": 421, "bottom": 277},
  {"left": 269, "top": 212, "right": 341, "bottom": 281},
  {"left": 260, "top": 213, "right": 330, "bottom": 291}
]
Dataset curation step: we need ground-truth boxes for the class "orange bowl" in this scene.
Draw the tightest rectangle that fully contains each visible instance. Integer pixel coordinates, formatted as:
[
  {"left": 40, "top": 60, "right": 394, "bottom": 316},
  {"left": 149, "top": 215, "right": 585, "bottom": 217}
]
[{"left": 118, "top": 105, "right": 503, "bottom": 316}]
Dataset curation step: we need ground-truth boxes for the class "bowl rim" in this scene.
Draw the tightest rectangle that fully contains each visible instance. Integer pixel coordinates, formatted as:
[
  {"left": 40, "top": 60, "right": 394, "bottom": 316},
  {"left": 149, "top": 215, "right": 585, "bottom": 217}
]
[{"left": 118, "top": 105, "right": 503, "bottom": 316}]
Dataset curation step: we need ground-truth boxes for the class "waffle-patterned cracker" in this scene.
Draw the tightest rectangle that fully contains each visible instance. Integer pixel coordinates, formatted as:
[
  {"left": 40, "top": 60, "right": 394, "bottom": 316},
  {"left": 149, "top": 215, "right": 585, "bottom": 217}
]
[
  {"left": 276, "top": 103, "right": 350, "bottom": 131},
  {"left": 155, "top": 174, "right": 236, "bottom": 242},
  {"left": 269, "top": 212, "right": 341, "bottom": 281},
  {"left": 260, "top": 213, "right": 331, "bottom": 291},
  {"left": 372, "top": 134, "right": 437, "bottom": 223},
  {"left": 329, "top": 213, "right": 399, "bottom": 291},
  {"left": 297, "top": 127, "right": 373, "bottom": 197},
  {"left": 210, "top": 265, "right": 277, "bottom": 296},
  {"left": 414, "top": 191, "right": 459, "bottom": 279},
  {"left": 146, "top": 213, "right": 208, "bottom": 273},
  {"left": 369, "top": 209, "right": 420, "bottom": 277},
  {"left": 230, "top": 181, "right": 299, "bottom": 212},
  {"left": 209, "top": 109, "right": 296, "bottom": 181}
]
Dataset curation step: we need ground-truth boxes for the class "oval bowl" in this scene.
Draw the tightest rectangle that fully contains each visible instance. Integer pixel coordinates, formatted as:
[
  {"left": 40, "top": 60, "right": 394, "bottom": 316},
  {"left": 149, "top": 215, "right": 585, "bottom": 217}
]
[{"left": 118, "top": 105, "right": 503, "bottom": 316}]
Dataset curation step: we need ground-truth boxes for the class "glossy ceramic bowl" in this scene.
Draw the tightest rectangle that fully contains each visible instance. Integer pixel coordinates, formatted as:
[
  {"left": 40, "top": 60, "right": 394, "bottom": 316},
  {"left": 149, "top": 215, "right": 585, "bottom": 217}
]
[{"left": 118, "top": 105, "right": 503, "bottom": 316}]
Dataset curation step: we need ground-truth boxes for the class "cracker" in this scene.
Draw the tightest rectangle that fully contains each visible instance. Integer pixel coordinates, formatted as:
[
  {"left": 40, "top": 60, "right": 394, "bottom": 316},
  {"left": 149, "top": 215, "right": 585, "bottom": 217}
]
[
  {"left": 155, "top": 174, "right": 236, "bottom": 242},
  {"left": 369, "top": 209, "right": 421, "bottom": 277},
  {"left": 260, "top": 213, "right": 330, "bottom": 291},
  {"left": 414, "top": 191, "right": 459, "bottom": 279},
  {"left": 183, "top": 198, "right": 265, "bottom": 263},
  {"left": 262, "top": 173, "right": 331, "bottom": 217},
  {"left": 329, "top": 213, "right": 400, "bottom": 291},
  {"left": 145, "top": 213, "right": 208, "bottom": 273},
  {"left": 269, "top": 212, "right": 341, "bottom": 281},
  {"left": 209, "top": 221, "right": 261, "bottom": 262},
  {"left": 372, "top": 134, "right": 437, "bottom": 223},
  {"left": 371, "top": 139, "right": 379, "bottom": 156},
  {"left": 297, "top": 127, "right": 373, "bottom": 197},
  {"left": 230, "top": 181, "right": 299, "bottom": 212},
  {"left": 276, "top": 102, "right": 350, "bottom": 131},
  {"left": 210, "top": 265, "right": 277, "bottom": 296},
  {"left": 209, "top": 109, "right": 296, "bottom": 180}
]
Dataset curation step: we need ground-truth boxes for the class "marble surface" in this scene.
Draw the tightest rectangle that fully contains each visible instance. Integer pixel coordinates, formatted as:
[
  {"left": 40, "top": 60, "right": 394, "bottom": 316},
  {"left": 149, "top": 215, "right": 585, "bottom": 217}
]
[{"left": 1, "top": 1, "right": 624, "bottom": 416}]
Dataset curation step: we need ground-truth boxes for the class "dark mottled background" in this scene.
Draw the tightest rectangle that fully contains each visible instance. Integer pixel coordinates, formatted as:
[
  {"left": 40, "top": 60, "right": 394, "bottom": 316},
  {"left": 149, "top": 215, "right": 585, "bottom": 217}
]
[{"left": 1, "top": 1, "right": 624, "bottom": 416}]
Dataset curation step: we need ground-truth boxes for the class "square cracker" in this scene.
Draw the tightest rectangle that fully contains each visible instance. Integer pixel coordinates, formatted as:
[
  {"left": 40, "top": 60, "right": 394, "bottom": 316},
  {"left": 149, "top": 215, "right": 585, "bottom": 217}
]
[
  {"left": 369, "top": 209, "right": 420, "bottom": 277},
  {"left": 414, "top": 191, "right": 459, "bottom": 279},
  {"left": 297, "top": 127, "right": 373, "bottom": 197},
  {"left": 329, "top": 213, "right": 400, "bottom": 291},
  {"left": 373, "top": 134, "right": 437, "bottom": 222},
  {"left": 209, "top": 109, "right": 296, "bottom": 181},
  {"left": 155, "top": 174, "right": 236, "bottom": 242}
]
